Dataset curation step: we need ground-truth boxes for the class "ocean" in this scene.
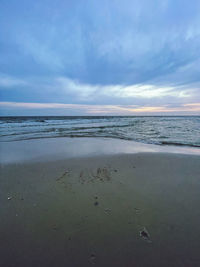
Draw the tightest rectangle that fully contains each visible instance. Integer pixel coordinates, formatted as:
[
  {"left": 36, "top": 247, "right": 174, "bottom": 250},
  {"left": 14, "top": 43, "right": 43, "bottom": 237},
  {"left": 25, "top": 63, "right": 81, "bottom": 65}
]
[{"left": 0, "top": 116, "right": 200, "bottom": 147}]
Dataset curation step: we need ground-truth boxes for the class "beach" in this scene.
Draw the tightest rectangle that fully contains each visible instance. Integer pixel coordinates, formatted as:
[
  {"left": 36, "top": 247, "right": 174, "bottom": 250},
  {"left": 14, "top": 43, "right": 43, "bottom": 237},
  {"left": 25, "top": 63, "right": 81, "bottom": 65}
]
[
  {"left": 0, "top": 138, "right": 200, "bottom": 266},
  {"left": 1, "top": 0, "right": 200, "bottom": 264}
]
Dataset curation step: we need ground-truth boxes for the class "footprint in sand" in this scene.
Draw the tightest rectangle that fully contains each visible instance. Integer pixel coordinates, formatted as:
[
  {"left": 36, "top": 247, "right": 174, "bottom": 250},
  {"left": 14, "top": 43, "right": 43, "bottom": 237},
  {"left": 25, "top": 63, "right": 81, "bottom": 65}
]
[
  {"left": 79, "top": 167, "right": 112, "bottom": 184},
  {"left": 93, "top": 167, "right": 111, "bottom": 181}
]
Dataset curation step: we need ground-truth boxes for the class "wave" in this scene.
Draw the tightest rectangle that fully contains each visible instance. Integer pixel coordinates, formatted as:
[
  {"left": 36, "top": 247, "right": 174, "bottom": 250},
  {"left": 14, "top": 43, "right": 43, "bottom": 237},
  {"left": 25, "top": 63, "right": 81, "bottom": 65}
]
[
  {"left": 161, "top": 141, "right": 200, "bottom": 148},
  {"left": 0, "top": 116, "right": 200, "bottom": 149}
]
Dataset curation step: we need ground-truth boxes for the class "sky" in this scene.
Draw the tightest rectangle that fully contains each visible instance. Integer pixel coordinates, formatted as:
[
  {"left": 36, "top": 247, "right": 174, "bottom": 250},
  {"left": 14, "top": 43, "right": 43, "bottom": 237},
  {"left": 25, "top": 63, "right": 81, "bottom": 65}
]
[{"left": 0, "top": 0, "right": 200, "bottom": 115}]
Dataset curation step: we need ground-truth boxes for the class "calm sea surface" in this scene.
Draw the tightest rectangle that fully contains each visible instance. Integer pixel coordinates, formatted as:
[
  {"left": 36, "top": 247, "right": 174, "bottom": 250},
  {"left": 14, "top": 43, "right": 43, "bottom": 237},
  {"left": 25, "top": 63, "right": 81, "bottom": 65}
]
[{"left": 0, "top": 116, "right": 199, "bottom": 147}]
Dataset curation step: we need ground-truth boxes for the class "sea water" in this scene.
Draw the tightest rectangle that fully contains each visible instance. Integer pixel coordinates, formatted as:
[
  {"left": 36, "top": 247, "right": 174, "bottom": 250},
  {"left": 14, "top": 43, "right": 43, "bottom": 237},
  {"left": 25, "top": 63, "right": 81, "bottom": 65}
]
[{"left": 0, "top": 116, "right": 199, "bottom": 147}]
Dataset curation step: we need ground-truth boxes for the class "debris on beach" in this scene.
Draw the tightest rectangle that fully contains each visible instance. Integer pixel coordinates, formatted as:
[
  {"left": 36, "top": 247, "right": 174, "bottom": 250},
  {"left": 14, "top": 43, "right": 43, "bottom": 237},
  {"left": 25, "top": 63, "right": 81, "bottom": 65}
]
[
  {"left": 89, "top": 253, "right": 96, "bottom": 264},
  {"left": 94, "top": 201, "right": 99, "bottom": 206},
  {"left": 134, "top": 208, "right": 140, "bottom": 213},
  {"left": 140, "top": 227, "right": 151, "bottom": 242},
  {"left": 104, "top": 208, "right": 111, "bottom": 213}
]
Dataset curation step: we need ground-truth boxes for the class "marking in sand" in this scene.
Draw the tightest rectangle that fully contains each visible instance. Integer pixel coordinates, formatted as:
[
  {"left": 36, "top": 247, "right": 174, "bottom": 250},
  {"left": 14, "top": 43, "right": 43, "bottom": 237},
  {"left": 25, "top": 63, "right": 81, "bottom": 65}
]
[
  {"left": 56, "top": 170, "right": 70, "bottom": 181},
  {"left": 140, "top": 227, "right": 152, "bottom": 242},
  {"left": 79, "top": 167, "right": 112, "bottom": 184},
  {"left": 56, "top": 169, "right": 73, "bottom": 189}
]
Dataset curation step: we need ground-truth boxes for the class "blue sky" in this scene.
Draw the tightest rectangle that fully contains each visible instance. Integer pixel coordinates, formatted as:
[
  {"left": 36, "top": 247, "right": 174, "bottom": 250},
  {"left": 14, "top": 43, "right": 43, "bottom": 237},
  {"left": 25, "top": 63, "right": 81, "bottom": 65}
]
[{"left": 0, "top": 0, "right": 200, "bottom": 115}]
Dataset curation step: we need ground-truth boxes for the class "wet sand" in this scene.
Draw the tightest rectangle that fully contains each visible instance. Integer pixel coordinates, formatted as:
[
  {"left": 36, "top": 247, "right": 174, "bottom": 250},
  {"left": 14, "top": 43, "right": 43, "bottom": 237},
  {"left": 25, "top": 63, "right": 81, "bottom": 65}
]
[{"left": 1, "top": 152, "right": 200, "bottom": 266}]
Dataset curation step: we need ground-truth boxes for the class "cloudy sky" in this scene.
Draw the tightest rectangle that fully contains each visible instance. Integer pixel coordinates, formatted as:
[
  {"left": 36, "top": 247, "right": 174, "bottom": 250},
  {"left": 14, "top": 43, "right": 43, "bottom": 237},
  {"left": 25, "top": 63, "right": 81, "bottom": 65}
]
[{"left": 0, "top": 0, "right": 200, "bottom": 115}]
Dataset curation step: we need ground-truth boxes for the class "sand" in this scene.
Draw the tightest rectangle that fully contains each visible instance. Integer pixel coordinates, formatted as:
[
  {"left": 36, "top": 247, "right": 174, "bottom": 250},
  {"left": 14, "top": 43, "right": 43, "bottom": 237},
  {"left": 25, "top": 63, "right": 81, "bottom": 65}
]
[{"left": 1, "top": 150, "right": 200, "bottom": 267}]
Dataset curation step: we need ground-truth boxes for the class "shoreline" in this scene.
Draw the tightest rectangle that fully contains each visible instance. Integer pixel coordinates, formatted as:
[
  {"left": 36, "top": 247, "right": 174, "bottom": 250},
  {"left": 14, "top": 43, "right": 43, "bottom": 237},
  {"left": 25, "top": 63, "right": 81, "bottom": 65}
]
[{"left": 0, "top": 137, "right": 199, "bottom": 164}]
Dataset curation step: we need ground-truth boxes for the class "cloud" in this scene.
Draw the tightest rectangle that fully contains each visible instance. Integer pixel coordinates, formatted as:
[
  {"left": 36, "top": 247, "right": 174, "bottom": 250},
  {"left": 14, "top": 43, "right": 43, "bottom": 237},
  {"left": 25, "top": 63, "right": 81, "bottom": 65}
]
[
  {"left": 0, "top": 0, "right": 200, "bottom": 115},
  {"left": 1, "top": 0, "right": 200, "bottom": 85},
  {"left": 0, "top": 74, "right": 198, "bottom": 109},
  {"left": 15, "top": 34, "right": 64, "bottom": 71},
  {"left": 101, "top": 84, "right": 190, "bottom": 98},
  {"left": 56, "top": 77, "right": 97, "bottom": 100},
  {"left": 0, "top": 74, "right": 27, "bottom": 88},
  {"left": 1, "top": 74, "right": 195, "bottom": 101},
  {"left": 56, "top": 76, "right": 193, "bottom": 100}
]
